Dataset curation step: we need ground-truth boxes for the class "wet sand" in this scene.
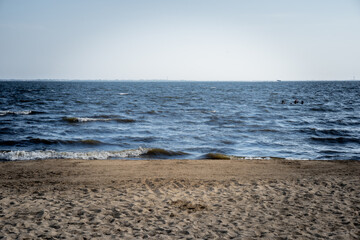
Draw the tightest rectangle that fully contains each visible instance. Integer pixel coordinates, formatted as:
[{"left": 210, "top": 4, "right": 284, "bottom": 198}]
[{"left": 0, "top": 159, "right": 359, "bottom": 239}]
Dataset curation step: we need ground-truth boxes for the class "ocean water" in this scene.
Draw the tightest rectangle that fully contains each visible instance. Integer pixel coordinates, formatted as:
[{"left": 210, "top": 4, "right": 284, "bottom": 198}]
[{"left": 0, "top": 80, "right": 359, "bottom": 161}]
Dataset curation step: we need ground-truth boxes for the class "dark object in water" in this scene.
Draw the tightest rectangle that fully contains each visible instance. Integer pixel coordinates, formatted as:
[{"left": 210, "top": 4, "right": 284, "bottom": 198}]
[
  {"left": 301, "top": 101, "right": 304, "bottom": 104},
  {"left": 294, "top": 99, "right": 299, "bottom": 104},
  {"left": 281, "top": 100, "right": 286, "bottom": 104}
]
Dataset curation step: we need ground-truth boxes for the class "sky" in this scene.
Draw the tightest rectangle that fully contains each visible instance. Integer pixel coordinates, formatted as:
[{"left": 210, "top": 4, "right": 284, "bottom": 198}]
[{"left": 0, "top": 0, "right": 359, "bottom": 81}]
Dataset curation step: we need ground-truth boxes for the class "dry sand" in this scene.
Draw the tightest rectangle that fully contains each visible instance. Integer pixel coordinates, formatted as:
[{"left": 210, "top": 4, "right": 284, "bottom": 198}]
[{"left": 0, "top": 159, "right": 359, "bottom": 239}]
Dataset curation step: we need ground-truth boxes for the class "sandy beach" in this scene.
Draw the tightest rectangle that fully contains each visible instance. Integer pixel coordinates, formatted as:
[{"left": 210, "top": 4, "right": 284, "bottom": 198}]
[{"left": 0, "top": 159, "right": 359, "bottom": 239}]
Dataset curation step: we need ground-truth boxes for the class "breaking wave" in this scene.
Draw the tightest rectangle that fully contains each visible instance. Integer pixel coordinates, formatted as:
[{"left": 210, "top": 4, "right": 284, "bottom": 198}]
[
  {"left": 0, "top": 148, "right": 188, "bottom": 161},
  {"left": 62, "top": 117, "right": 135, "bottom": 123}
]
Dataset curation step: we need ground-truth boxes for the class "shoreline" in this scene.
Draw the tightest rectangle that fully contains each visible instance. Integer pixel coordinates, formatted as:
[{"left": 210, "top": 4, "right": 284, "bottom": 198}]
[
  {"left": 1, "top": 148, "right": 358, "bottom": 162},
  {"left": 1, "top": 159, "right": 359, "bottom": 239}
]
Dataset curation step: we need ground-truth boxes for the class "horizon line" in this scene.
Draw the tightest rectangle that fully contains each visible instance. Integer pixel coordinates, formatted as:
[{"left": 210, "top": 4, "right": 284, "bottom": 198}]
[{"left": 0, "top": 79, "right": 358, "bottom": 82}]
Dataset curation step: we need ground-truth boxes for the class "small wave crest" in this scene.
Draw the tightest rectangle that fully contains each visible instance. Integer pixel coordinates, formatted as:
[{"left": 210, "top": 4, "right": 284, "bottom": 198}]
[
  {"left": 0, "top": 110, "right": 43, "bottom": 116},
  {"left": 63, "top": 117, "right": 110, "bottom": 123},
  {"left": 63, "top": 117, "right": 135, "bottom": 123}
]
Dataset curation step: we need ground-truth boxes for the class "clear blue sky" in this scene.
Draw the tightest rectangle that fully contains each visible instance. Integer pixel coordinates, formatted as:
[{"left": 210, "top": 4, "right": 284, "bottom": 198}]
[{"left": 0, "top": 0, "right": 359, "bottom": 80}]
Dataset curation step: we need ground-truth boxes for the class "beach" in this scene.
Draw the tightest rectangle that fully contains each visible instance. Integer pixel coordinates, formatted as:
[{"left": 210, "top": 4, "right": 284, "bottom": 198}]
[{"left": 0, "top": 159, "right": 359, "bottom": 239}]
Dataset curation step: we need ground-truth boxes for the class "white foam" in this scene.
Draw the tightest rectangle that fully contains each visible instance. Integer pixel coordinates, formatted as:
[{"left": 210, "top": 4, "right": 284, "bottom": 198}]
[
  {"left": 119, "top": 93, "right": 129, "bottom": 95},
  {"left": 0, "top": 110, "right": 32, "bottom": 116},
  {"left": 76, "top": 117, "right": 112, "bottom": 122},
  {"left": 0, "top": 148, "right": 150, "bottom": 161}
]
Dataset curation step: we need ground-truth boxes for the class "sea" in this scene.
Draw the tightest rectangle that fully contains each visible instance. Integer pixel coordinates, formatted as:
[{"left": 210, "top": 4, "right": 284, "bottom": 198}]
[{"left": 0, "top": 80, "right": 359, "bottom": 161}]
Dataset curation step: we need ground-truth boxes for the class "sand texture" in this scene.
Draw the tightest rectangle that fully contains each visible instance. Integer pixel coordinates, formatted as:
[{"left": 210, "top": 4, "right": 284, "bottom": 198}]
[{"left": 0, "top": 159, "right": 359, "bottom": 239}]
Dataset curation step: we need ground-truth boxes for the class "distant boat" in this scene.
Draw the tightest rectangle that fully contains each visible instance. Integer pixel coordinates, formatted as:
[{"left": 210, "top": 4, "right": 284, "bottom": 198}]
[{"left": 277, "top": 80, "right": 282, "bottom": 82}]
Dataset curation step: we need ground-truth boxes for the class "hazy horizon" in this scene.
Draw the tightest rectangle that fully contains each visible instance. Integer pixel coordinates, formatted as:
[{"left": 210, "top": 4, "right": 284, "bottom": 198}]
[
  {"left": 1, "top": 79, "right": 359, "bottom": 82},
  {"left": 1, "top": 0, "right": 359, "bottom": 81}
]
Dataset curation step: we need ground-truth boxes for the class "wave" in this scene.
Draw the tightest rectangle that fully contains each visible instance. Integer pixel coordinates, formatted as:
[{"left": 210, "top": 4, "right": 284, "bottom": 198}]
[
  {"left": 146, "top": 110, "right": 157, "bottom": 115},
  {"left": 0, "top": 127, "right": 14, "bottom": 134},
  {"left": 318, "top": 150, "right": 346, "bottom": 155},
  {"left": 0, "top": 140, "right": 19, "bottom": 146},
  {"left": 91, "top": 114, "right": 119, "bottom": 118},
  {"left": 63, "top": 117, "right": 135, "bottom": 123},
  {"left": 114, "top": 118, "right": 136, "bottom": 123},
  {"left": 0, "top": 148, "right": 188, "bottom": 161},
  {"left": 79, "top": 139, "right": 103, "bottom": 145},
  {"left": 63, "top": 117, "right": 110, "bottom": 123},
  {"left": 0, "top": 148, "right": 319, "bottom": 161},
  {"left": 311, "top": 137, "right": 360, "bottom": 144},
  {"left": 300, "top": 128, "right": 352, "bottom": 136},
  {"left": 141, "top": 148, "right": 188, "bottom": 158},
  {"left": 202, "top": 153, "right": 232, "bottom": 159},
  {"left": 249, "top": 129, "right": 278, "bottom": 133},
  {"left": 0, "top": 148, "right": 146, "bottom": 161},
  {"left": 201, "top": 153, "right": 294, "bottom": 160},
  {"left": 310, "top": 107, "right": 338, "bottom": 112},
  {"left": 0, "top": 138, "right": 103, "bottom": 146},
  {"left": 0, "top": 110, "right": 44, "bottom": 116}
]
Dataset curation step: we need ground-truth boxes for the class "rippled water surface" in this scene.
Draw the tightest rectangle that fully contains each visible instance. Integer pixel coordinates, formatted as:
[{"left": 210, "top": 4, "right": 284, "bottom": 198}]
[{"left": 0, "top": 81, "right": 359, "bottom": 160}]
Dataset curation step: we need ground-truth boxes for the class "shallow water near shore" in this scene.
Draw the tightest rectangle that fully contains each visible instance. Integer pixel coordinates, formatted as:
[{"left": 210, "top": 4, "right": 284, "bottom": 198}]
[{"left": 0, "top": 80, "right": 359, "bottom": 160}]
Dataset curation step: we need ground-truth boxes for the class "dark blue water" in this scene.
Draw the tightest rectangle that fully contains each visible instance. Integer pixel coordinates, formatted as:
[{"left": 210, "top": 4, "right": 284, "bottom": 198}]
[{"left": 0, "top": 81, "right": 359, "bottom": 160}]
